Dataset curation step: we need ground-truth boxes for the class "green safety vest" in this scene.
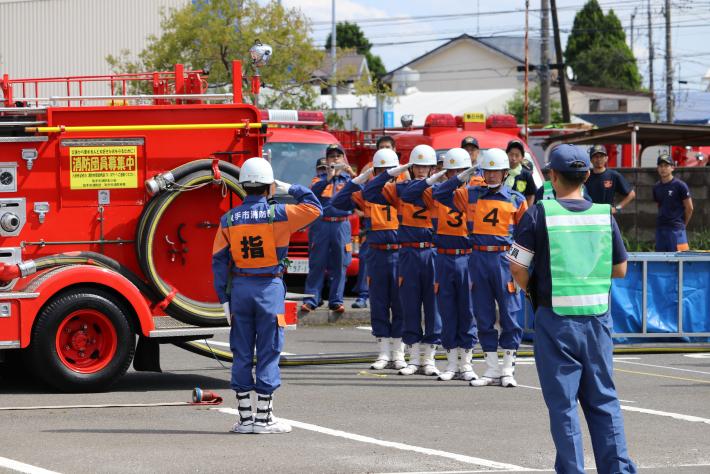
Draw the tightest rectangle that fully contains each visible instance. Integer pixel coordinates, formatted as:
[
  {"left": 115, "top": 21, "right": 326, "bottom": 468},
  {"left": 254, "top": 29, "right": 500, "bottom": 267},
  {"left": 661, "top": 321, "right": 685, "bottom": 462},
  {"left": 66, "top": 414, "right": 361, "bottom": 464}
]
[
  {"left": 541, "top": 200, "right": 613, "bottom": 316},
  {"left": 542, "top": 181, "right": 555, "bottom": 200}
]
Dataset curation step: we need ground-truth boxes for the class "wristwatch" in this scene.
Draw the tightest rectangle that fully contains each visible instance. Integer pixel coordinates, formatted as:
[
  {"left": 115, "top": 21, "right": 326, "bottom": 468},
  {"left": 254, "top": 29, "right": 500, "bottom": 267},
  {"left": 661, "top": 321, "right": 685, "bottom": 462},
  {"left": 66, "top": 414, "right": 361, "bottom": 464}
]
[{"left": 615, "top": 205, "right": 622, "bottom": 213}]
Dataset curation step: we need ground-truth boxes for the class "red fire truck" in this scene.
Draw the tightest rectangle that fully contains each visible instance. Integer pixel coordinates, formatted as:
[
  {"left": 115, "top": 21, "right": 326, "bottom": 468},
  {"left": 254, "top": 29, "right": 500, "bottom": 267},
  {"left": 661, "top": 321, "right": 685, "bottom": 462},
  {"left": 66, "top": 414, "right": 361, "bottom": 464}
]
[
  {"left": 388, "top": 112, "right": 544, "bottom": 185},
  {"left": 260, "top": 110, "right": 364, "bottom": 281},
  {"left": 0, "top": 62, "right": 291, "bottom": 391}
]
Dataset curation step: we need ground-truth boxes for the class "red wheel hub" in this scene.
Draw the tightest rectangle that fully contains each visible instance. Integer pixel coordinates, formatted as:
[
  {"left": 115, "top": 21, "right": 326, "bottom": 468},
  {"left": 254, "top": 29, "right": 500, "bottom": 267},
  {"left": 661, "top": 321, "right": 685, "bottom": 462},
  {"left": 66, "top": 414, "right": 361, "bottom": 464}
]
[{"left": 55, "top": 309, "right": 118, "bottom": 374}]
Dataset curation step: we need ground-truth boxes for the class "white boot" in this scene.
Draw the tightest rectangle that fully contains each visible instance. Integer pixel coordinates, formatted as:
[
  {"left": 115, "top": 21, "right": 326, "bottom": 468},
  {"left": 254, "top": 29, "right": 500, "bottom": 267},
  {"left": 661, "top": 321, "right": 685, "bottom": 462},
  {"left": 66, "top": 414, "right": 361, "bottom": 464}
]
[
  {"left": 230, "top": 391, "right": 254, "bottom": 434},
  {"left": 437, "top": 348, "right": 459, "bottom": 381},
  {"left": 421, "top": 344, "right": 439, "bottom": 376},
  {"left": 253, "top": 393, "right": 292, "bottom": 434},
  {"left": 370, "top": 338, "right": 391, "bottom": 370},
  {"left": 459, "top": 348, "right": 479, "bottom": 381},
  {"left": 470, "top": 352, "right": 502, "bottom": 387},
  {"left": 500, "top": 349, "right": 518, "bottom": 387},
  {"left": 399, "top": 343, "right": 421, "bottom": 375},
  {"left": 390, "top": 338, "right": 407, "bottom": 370}
]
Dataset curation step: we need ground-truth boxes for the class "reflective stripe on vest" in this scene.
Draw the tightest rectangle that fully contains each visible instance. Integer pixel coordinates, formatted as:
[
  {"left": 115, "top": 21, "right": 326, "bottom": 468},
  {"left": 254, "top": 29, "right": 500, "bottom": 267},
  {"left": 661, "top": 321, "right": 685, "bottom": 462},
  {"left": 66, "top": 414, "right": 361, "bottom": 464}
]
[{"left": 541, "top": 200, "right": 613, "bottom": 316}]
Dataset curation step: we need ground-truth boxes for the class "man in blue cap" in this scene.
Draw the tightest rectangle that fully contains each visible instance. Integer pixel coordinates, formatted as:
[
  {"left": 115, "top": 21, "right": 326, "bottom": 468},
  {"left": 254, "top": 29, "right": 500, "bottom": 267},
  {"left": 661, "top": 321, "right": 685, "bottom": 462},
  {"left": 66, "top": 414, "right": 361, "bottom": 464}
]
[
  {"left": 508, "top": 144, "right": 636, "bottom": 474},
  {"left": 653, "top": 154, "right": 694, "bottom": 252}
]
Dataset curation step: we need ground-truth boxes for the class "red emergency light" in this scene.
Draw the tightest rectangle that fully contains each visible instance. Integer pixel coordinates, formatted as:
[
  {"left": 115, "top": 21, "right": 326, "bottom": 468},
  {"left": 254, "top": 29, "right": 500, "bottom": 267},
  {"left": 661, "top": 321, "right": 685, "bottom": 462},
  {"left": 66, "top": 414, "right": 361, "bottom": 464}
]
[
  {"left": 424, "top": 113, "right": 457, "bottom": 128},
  {"left": 260, "top": 109, "right": 325, "bottom": 126},
  {"left": 486, "top": 114, "right": 518, "bottom": 129}
]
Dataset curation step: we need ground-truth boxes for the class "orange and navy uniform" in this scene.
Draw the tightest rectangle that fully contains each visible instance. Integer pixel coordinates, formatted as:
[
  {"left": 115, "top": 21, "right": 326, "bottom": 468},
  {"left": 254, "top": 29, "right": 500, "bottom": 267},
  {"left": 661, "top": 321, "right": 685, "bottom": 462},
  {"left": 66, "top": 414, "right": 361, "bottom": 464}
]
[
  {"left": 212, "top": 185, "right": 322, "bottom": 303},
  {"left": 311, "top": 173, "right": 352, "bottom": 219},
  {"left": 434, "top": 176, "right": 528, "bottom": 353},
  {"left": 332, "top": 176, "right": 403, "bottom": 339},
  {"left": 365, "top": 172, "right": 440, "bottom": 346},
  {"left": 332, "top": 179, "right": 398, "bottom": 246}
]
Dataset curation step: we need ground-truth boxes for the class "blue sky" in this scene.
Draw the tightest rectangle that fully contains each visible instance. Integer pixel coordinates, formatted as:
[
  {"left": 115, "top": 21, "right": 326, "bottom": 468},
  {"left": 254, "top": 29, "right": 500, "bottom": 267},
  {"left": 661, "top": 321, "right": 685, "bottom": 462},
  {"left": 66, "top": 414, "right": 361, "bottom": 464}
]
[{"left": 283, "top": 0, "right": 710, "bottom": 109}]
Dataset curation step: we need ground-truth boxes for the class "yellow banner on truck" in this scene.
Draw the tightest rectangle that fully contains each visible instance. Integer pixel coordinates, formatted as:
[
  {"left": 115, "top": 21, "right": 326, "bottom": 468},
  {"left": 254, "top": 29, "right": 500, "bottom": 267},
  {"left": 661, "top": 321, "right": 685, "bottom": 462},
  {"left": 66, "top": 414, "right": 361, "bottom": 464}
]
[{"left": 69, "top": 146, "right": 138, "bottom": 189}]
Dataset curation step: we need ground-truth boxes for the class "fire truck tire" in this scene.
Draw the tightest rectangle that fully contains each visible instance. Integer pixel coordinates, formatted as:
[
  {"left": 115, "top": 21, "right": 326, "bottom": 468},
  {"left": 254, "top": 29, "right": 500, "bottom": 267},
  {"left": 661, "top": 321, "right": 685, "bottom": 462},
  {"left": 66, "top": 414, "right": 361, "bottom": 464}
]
[{"left": 28, "top": 288, "right": 136, "bottom": 392}]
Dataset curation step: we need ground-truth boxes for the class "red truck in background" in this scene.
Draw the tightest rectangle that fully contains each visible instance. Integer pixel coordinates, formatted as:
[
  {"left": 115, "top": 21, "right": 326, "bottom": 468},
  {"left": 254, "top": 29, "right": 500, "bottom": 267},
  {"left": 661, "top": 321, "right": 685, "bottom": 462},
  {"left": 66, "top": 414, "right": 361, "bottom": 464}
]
[{"left": 261, "top": 110, "right": 368, "bottom": 281}]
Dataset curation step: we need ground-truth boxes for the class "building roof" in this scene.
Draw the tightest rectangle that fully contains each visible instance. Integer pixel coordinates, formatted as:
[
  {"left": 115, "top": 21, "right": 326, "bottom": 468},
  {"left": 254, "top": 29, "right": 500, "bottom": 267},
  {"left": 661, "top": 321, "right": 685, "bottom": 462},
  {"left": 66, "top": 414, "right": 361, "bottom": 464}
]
[
  {"left": 570, "top": 84, "right": 653, "bottom": 98},
  {"left": 312, "top": 53, "right": 370, "bottom": 84},
  {"left": 575, "top": 113, "right": 653, "bottom": 128},
  {"left": 384, "top": 34, "right": 558, "bottom": 80}
]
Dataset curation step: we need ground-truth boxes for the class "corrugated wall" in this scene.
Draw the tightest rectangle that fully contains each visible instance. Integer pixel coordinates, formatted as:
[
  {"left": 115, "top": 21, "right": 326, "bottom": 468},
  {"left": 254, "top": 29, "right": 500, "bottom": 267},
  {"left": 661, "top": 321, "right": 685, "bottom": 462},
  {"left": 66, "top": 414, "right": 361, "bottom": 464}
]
[{"left": 0, "top": 0, "right": 189, "bottom": 99}]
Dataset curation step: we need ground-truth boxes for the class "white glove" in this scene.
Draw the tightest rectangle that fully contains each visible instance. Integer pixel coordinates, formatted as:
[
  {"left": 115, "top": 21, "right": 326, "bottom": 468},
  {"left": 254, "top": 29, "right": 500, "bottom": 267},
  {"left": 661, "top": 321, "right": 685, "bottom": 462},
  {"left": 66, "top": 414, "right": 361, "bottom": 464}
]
[
  {"left": 425, "top": 170, "right": 447, "bottom": 186},
  {"left": 273, "top": 179, "right": 292, "bottom": 195},
  {"left": 222, "top": 302, "right": 231, "bottom": 326},
  {"left": 457, "top": 167, "right": 478, "bottom": 183},
  {"left": 387, "top": 163, "right": 412, "bottom": 177},
  {"left": 351, "top": 167, "right": 374, "bottom": 185}
]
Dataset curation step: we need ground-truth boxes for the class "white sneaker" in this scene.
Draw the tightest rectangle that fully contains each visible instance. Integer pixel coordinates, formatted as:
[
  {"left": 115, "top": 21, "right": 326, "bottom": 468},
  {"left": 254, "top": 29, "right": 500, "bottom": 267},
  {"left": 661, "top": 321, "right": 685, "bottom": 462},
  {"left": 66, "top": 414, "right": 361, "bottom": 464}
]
[
  {"left": 231, "top": 419, "right": 254, "bottom": 434},
  {"left": 399, "top": 343, "right": 421, "bottom": 375},
  {"left": 437, "top": 349, "right": 458, "bottom": 381},
  {"left": 459, "top": 348, "right": 478, "bottom": 382},
  {"left": 501, "top": 375, "right": 518, "bottom": 387},
  {"left": 471, "top": 351, "right": 501, "bottom": 387},
  {"left": 420, "top": 344, "right": 439, "bottom": 376},
  {"left": 391, "top": 338, "right": 407, "bottom": 370},
  {"left": 371, "top": 337, "right": 391, "bottom": 370},
  {"left": 253, "top": 393, "right": 292, "bottom": 434}
]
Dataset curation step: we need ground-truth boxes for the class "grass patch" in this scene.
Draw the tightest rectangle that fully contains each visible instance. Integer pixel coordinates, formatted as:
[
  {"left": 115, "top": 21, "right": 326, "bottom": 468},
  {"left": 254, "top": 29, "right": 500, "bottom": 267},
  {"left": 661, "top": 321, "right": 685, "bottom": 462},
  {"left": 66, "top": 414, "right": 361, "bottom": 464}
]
[{"left": 623, "top": 227, "right": 710, "bottom": 251}]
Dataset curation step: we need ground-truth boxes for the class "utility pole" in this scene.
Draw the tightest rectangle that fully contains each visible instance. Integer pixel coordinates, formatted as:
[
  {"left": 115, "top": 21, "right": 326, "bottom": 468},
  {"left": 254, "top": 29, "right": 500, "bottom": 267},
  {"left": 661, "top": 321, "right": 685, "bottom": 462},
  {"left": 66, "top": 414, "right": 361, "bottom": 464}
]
[
  {"left": 330, "top": 0, "right": 337, "bottom": 110},
  {"left": 550, "top": 0, "right": 570, "bottom": 122},
  {"left": 540, "top": 0, "right": 551, "bottom": 125},
  {"left": 665, "top": 0, "right": 673, "bottom": 122},
  {"left": 524, "top": 0, "right": 529, "bottom": 138},
  {"left": 648, "top": 0, "right": 655, "bottom": 113},
  {"left": 631, "top": 7, "right": 638, "bottom": 54}
]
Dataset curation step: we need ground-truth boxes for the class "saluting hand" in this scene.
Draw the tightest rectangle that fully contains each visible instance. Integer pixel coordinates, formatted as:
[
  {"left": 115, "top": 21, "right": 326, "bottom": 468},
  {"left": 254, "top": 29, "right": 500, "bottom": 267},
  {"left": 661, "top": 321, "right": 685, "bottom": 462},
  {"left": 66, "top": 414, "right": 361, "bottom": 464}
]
[
  {"left": 425, "top": 170, "right": 447, "bottom": 185},
  {"left": 387, "top": 163, "right": 412, "bottom": 177},
  {"left": 352, "top": 167, "right": 374, "bottom": 185},
  {"left": 457, "top": 166, "right": 478, "bottom": 183}
]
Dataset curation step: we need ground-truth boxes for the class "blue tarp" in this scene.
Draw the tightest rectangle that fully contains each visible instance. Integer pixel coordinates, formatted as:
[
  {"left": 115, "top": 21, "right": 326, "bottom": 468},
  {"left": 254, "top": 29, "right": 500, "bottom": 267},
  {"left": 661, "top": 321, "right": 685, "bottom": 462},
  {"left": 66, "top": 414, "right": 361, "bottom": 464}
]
[{"left": 517, "top": 254, "right": 710, "bottom": 343}]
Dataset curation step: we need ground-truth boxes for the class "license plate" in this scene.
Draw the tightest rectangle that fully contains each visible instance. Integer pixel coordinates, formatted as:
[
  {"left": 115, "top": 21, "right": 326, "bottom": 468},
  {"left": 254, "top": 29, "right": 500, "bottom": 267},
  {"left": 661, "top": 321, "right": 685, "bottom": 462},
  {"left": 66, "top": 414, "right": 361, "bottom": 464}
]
[{"left": 287, "top": 258, "right": 309, "bottom": 274}]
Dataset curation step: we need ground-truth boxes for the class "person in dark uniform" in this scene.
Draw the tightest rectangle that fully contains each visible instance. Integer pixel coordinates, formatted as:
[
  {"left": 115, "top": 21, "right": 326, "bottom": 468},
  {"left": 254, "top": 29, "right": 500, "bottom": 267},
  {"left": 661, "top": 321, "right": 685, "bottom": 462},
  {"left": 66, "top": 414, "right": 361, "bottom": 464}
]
[
  {"left": 508, "top": 144, "right": 636, "bottom": 474},
  {"left": 461, "top": 136, "right": 481, "bottom": 168},
  {"left": 505, "top": 139, "right": 537, "bottom": 207},
  {"left": 585, "top": 145, "right": 635, "bottom": 214},
  {"left": 653, "top": 154, "right": 694, "bottom": 252}
]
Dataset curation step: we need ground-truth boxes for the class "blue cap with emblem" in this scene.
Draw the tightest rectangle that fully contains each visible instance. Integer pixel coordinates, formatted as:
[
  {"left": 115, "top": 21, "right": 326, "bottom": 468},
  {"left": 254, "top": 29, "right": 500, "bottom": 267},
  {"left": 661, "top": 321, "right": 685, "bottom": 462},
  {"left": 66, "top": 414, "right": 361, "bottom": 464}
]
[
  {"left": 549, "top": 144, "right": 591, "bottom": 172},
  {"left": 589, "top": 144, "right": 608, "bottom": 157},
  {"left": 461, "top": 136, "right": 479, "bottom": 148},
  {"left": 326, "top": 143, "right": 345, "bottom": 156}
]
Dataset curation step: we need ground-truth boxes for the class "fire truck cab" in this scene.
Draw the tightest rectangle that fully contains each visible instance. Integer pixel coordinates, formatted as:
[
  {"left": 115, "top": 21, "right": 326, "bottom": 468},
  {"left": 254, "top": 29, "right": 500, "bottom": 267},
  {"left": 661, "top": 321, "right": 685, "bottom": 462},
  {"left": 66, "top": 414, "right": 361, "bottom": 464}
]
[{"left": 261, "top": 110, "right": 362, "bottom": 280}]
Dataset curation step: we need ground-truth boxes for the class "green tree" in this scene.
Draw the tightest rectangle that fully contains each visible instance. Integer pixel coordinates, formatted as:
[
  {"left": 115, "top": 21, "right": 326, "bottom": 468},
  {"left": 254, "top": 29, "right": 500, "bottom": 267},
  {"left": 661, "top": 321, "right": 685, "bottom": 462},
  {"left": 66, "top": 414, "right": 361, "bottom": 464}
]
[
  {"left": 106, "top": 0, "right": 323, "bottom": 109},
  {"left": 505, "top": 85, "right": 563, "bottom": 124},
  {"left": 564, "top": 0, "right": 641, "bottom": 90},
  {"left": 325, "top": 21, "right": 387, "bottom": 85}
]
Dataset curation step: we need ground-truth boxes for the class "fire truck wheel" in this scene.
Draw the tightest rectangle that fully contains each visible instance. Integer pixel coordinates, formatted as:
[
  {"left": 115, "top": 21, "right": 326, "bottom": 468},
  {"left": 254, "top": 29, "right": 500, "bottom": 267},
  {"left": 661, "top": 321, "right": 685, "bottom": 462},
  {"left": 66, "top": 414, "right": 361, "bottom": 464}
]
[{"left": 28, "top": 288, "right": 136, "bottom": 392}]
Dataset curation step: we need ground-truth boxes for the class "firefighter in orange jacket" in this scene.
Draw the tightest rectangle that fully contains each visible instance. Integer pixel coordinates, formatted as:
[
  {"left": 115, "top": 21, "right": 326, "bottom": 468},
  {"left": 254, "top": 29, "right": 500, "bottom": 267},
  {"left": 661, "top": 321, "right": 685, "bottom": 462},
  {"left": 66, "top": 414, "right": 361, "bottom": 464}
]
[
  {"left": 400, "top": 148, "right": 479, "bottom": 382},
  {"left": 434, "top": 148, "right": 528, "bottom": 387},
  {"left": 331, "top": 148, "right": 407, "bottom": 370},
  {"left": 363, "top": 144, "right": 441, "bottom": 376},
  {"left": 212, "top": 157, "right": 322, "bottom": 434}
]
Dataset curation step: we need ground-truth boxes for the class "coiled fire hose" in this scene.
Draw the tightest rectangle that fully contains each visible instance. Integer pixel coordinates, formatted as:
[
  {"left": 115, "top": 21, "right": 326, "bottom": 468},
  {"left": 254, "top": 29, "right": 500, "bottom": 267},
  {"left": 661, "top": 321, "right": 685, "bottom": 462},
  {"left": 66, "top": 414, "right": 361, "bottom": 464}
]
[{"left": 135, "top": 159, "right": 245, "bottom": 326}]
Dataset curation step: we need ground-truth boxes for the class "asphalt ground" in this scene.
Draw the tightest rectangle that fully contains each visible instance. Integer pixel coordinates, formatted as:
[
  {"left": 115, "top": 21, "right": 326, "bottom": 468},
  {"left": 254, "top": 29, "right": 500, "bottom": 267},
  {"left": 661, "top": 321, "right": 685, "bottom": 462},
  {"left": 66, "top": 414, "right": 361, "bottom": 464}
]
[{"left": 1, "top": 326, "right": 710, "bottom": 473}]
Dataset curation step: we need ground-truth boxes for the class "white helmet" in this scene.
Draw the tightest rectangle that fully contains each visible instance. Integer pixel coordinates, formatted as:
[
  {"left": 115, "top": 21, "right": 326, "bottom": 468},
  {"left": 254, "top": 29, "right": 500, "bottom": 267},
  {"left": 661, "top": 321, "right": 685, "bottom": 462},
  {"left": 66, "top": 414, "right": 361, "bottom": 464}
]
[
  {"left": 239, "top": 157, "right": 274, "bottom": 186},
  {"left": 480, "top": 148, "right": 510, "bottom": 170},
  {"left": 409, "top": 144, "right": 437, "bottom": 166},
  {"left": 443, "top": 148, "right": 472, "bottom": 170},
  {"left": 372, "top": 148, "right": 399, "bottom": 168}
]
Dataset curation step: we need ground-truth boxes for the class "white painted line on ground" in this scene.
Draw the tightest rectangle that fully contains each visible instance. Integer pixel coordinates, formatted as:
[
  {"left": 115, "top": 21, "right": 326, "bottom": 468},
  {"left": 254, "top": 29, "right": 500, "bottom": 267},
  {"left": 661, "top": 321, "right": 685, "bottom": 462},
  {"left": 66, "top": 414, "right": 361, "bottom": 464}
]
[
  {"left": 615, "top": 359, "right": 710, "bottom": 376},
  {"left": 620, "top": 405, "right": 710, "bottom": 425},
  {"left": 612, "top": 357, "right": 641, "bottom": 360},
  {"left": 356, "top": 326, "right": 372, "bottom": 331},
  {"left": 517, "top": 384, "right": 636, "bottom": 403},
  {"left": 216, "top": 408, "right": 535, "bottom": 471},
  {"left": 375, "top": 463, "right": 710, "bottom": 473},
  {"left": 201, "top": 340, "right": 294, "bottom": 355},
  {"left": 684, "top": 353, "right": 710, "bottom": 359},
  {"left": 0, "top": 456, "right": 60, "bottom": 474}
]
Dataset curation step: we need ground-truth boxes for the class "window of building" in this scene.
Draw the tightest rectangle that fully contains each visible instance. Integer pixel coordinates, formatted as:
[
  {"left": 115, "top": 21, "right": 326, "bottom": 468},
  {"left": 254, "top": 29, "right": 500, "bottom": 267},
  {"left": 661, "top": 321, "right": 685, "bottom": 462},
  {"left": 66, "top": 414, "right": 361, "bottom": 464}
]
[{"left": 589, "top": 98, "right": 628, "bottom": 112}]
